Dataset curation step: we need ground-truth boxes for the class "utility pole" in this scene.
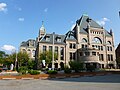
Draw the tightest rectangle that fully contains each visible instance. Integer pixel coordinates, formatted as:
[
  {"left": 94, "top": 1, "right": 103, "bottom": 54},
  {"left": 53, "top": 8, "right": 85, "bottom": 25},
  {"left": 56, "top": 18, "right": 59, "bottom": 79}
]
[{"left": 52, "top": 32, "right": 55, "bottom": 70}]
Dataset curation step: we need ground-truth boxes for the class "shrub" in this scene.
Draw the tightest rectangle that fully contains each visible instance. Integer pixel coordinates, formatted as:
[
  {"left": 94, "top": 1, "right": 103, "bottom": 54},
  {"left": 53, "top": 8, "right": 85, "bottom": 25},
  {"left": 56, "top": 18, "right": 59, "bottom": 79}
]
[
  {"left": 18, "top": 66, "right": 28, "bottom": 74},
  {"left": 69, "top": 61, "right": 84, "bottom": 72},
  {"left": 0, "top": 68, "right": 2, "bottom": 72},
  {"left": 86, "top": 65, "right": 95, "bottom": 72},
  {"left": 29, "top": 70, "right": 40, "bottom": 75},
  {"left": 64, "top": 66, "right": 71, "bottom": 74},
  {"left": 47, "top": 70, "right": 57, "bottom": 74}
]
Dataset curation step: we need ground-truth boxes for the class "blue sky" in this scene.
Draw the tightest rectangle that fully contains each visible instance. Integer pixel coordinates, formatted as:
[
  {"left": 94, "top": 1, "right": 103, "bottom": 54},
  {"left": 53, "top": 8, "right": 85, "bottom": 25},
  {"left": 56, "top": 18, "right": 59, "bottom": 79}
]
[{"left": 0, "top": 0, "right": 120, "bottom": 53}]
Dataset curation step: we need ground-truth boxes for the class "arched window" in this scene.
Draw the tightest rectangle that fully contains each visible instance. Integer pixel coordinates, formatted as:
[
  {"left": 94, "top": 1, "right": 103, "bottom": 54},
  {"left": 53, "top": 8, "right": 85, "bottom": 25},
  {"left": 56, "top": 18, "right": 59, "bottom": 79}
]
[
  {"left": 32, "top": 50, "right": 35, "bottom": 57},
  {"left": 92, "top": 37, "right": 102, "bottom": 44},
  {"left": 82, "top": 38, "right": 87, "bottom": 43},
  {"left": 22, "top": 49, "right": 26, "bottom": 53},
  {"left": 107, "top": 41, "right": 111, "bottom": 45}
]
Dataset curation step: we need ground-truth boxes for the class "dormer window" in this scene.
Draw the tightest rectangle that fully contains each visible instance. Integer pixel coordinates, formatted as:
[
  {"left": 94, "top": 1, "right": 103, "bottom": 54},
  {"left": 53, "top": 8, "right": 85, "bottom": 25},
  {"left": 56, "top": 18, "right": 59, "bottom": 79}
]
[
  {"left": 45, "top": 36, "right": 50, "bottom": 42},
  {"left": 56, "top": 37, "right": 61, "bottom": 42}
]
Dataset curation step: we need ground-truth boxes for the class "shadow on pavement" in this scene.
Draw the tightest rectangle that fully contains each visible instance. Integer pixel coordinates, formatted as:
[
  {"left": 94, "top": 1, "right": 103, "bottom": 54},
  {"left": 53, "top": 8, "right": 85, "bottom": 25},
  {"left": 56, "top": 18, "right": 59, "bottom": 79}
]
[{"left": 48, "top": 74, "right": 120, "bottom": 83}]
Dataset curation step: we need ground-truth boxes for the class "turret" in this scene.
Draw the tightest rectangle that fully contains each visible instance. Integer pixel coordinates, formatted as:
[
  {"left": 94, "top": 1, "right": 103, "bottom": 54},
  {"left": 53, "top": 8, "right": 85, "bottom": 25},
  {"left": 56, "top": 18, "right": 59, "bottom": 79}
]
[{"left": 39, "top": 21, "right": 46, "bottom": 38}]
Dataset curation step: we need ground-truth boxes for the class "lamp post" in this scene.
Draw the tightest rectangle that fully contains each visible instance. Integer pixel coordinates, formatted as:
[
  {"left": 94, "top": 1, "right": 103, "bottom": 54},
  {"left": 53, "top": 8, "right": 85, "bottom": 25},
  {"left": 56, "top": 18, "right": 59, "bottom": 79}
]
[
  {"left": 52, "top": 32, "right": 55, "bottom": 70},
  {"left": 14, "top": 49, "right": 17, "bottom": 70}
]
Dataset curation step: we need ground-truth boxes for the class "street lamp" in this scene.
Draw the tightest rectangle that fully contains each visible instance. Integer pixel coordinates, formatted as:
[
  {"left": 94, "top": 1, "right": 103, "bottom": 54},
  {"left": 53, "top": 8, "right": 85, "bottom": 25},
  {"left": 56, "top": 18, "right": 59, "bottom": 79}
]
[
  {"left": 52, "top": 32, "right": 55, "bottom": 70},
  {"left": 15, "top": 50, "right": 17, "bottom": 69}
]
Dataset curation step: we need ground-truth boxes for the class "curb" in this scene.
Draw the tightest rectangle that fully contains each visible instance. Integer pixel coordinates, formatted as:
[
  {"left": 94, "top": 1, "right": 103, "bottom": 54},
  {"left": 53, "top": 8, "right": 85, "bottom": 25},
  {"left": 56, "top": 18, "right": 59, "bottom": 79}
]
[
  {"left": 2, "top": 78, "right": 16, "bottom": 80},
  {"left": 21, "top": 78, "right": 34, "bottom": 80}
]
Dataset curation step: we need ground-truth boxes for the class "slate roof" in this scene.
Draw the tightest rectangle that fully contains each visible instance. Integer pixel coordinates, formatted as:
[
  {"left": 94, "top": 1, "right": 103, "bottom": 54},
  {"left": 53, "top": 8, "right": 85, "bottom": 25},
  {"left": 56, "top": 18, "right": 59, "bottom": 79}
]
[
  {"left": 39, "top": 14, "right": 112, "bottom": 44},
  {"left": 40, "top": 33, "right": 66, "bottom": 44},
  {"left": 75, "top": 14, "right": 112, "bottom": 37},
  {"left": 20, "top": 39, "right": 36, "bottom": 47}
]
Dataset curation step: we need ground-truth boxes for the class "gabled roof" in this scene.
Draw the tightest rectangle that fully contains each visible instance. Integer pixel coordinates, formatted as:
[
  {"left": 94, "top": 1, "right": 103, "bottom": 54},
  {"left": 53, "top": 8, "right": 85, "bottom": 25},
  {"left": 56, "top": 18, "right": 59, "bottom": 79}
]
[
  {"left": 65, "top": 30, "right": 76, "bottom": 41},
  {"left": 20, "top": 39, "right": 36, "bottom": 47},
  {"left": 75, "top": 14, "right": 112, "bottom": 36}
]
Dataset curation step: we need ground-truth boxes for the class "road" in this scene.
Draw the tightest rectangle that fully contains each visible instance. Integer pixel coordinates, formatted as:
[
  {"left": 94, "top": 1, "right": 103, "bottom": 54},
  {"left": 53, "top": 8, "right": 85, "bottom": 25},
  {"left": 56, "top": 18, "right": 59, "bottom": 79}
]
[{"left": 0, "top": 74, "right": 120, "bottom": 90}]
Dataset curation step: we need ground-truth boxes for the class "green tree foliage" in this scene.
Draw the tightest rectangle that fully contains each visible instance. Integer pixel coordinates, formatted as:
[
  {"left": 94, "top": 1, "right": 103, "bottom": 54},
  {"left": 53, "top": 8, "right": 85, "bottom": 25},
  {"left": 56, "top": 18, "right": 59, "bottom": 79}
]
[
  {"left": 0, "top": 51, "right": 8, "bottom": 64},
  {"left": 39, "top": 51, "right": 58, "bottom": 66},
  {"left": 69, "top": 61, "right": 84, "bottom": 72},
  {"left": 17, "top": 52, "right": 29, "bottom": 67},
  {"left": 27, "top": 60, "right": 36, "bottom": 69}
]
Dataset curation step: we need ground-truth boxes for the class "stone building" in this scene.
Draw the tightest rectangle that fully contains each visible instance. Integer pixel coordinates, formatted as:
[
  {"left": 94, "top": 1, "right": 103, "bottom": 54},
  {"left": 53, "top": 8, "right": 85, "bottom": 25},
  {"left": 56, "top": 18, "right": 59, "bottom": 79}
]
[
  {"left": 20, "top": 39, "right": 36, "bottom": 60},
  {"left": 115, "top": 43, "right": 120, "bottom": 68},
  {"left": 20, "top": 14, "right": 116, "bottom": 69}
]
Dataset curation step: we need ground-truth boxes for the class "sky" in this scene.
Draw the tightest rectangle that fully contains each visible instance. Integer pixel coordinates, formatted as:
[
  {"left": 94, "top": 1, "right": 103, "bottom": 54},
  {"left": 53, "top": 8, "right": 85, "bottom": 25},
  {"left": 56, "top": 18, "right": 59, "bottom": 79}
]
[{"left": 0, "top": 0, "right": 120, "bottom": 54}]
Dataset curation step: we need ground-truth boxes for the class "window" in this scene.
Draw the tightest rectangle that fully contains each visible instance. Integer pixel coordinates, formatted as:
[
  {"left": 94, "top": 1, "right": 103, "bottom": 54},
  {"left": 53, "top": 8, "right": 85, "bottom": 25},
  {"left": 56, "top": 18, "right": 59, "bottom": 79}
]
[
  {"left": 101, "top": 46, "right": 103, "bottom": 50},
  {"left": 85, "top": 52, "right": 90, "bottom": 56},
  {"left": 70, "top": 52, "right": 75, "bottom": 60},
  {"left": 92, "top": 37, "right": 102, "bottom": 44},
  {"left": 60, "top": 47, "right": 64, "bottom": 60},
  {"left": 99, "top": 54, "right": 104, "bottom": 61},
  {"left": 22, "top": 49, "right": 26, "bottom": 53},
  {"left": 55, "top": 46, "right": 58, "bottom": 60},
  {"left": 69, "top": 43, "right": 76, "bottom": 49},
  {"left": 107, "top": 46, "right": 109, "bottom": 51},
  {"left": 69, "top": 43, "right": 72, "bottom": 48},
  {"left": 46, "top": 36, "right": 50, "bottom": 41},
  {"left": 107, "top": 46, "right": 112, "bottom": 51},
  {"left": 57, "top": 37, "right": 61, "bottom": 42},
  {"left": 81, "top": 44, "right": 87, "bottom": 48},
  {"left": 73, "top": 43, "right": 76, "bottom": 49},
  {"left": 32, "top": 50, "right": 35, "bottom": 57},
  {"left": 107, "top": 41, "right": 111, "bottom": 45},
  {"left": 82, "top": 44, "right": 84, "bottom": 48},
  {"left": 82, "top": 38, "right": 87, "bottom": 43},
  {"left": 80, "top": 52, "right": 83, "bottom": 56},
  {"left": 110, "top": 47, "right": 112, "bottom": 51},
  {"left": 92, "top": 52, "right": 96, "bottom": 56},
  {"left": 70, "top": 52, "right": 72, "bottom": 60},
  {"left": 55, "top": 46, "right": 58, "bottom": 53},
  {"left": 107, "top": 54, "right": 113, "bottom": 61},
  {"left": 49, "top": 46, "right": 52, "bottom": 51},
  {"left": 73, "top": 53, "right": 75, "bottom": 60},
  {"left": 43, "top": 45, "right": 46, "bottom": 52}
]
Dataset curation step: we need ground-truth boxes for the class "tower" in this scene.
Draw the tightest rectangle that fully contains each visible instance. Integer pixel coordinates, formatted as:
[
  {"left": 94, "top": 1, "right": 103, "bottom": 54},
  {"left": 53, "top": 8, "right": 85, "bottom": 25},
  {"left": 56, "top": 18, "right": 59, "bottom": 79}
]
[{"left": 39, "top": 21, "right": 46, "bottom": 38}]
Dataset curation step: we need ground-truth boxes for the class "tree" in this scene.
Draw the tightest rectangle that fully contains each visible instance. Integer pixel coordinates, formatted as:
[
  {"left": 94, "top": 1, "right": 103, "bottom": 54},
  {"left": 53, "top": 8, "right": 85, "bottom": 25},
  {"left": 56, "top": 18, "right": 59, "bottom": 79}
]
[
  {"left": 17, "top": 52, "right": 29, "bottom": 67},
  {"left": 38, "top": 51, "right": 58, "bottom": 68},
  {"left": 0, "top": 51, "right": 8, "bottom": 64}
]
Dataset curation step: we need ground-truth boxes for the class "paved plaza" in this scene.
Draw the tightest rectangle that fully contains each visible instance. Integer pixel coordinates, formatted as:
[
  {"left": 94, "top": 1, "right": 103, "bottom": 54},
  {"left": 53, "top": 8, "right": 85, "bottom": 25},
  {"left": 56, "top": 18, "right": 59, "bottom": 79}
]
[{"left": 0, "top": 74, "right": 120, "bottom": 90}]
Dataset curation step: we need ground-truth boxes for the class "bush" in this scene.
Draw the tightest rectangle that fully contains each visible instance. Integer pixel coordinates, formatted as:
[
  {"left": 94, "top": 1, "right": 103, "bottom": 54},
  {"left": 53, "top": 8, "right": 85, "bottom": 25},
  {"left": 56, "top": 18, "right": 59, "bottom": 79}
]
[
  {"left": 0, "top": 68, "right": 2, "bottom": 72},
  {"left": 64, "top": 66, "right": 71, "bottom": 74},
  {"left": 29, "top": 70, "right": 40, "bottom": 75},
  {"left": 69, "top": 61, "right": 84, "bottom": 72},
  {"left": 47, "top": 70, "right": 57, "bottom": 74},
  {"left": 86, "top": 65, "right": 95, "bottom": 72},
  {"left": 18, "top": 66, "right": 28, "bottom": 74}
]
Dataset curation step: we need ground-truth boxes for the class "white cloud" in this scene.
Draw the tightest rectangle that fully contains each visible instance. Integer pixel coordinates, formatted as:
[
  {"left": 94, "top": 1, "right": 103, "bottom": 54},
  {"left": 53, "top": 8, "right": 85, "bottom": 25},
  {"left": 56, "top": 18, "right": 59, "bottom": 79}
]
[
  {"left": 18, "top": 18, "right": 24, "bottom": 21},
  {"left": 1, "top": 45, "right": 16, "bottom": 51},
  {"left": 44, "top": 8, "right": 48, "bottom": 12},
  {"left": 97, "top": 17, "right": 110, "bottom": 26},
  {"left": 0, "top": 3, "right": 7, "bottom": 12}
]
